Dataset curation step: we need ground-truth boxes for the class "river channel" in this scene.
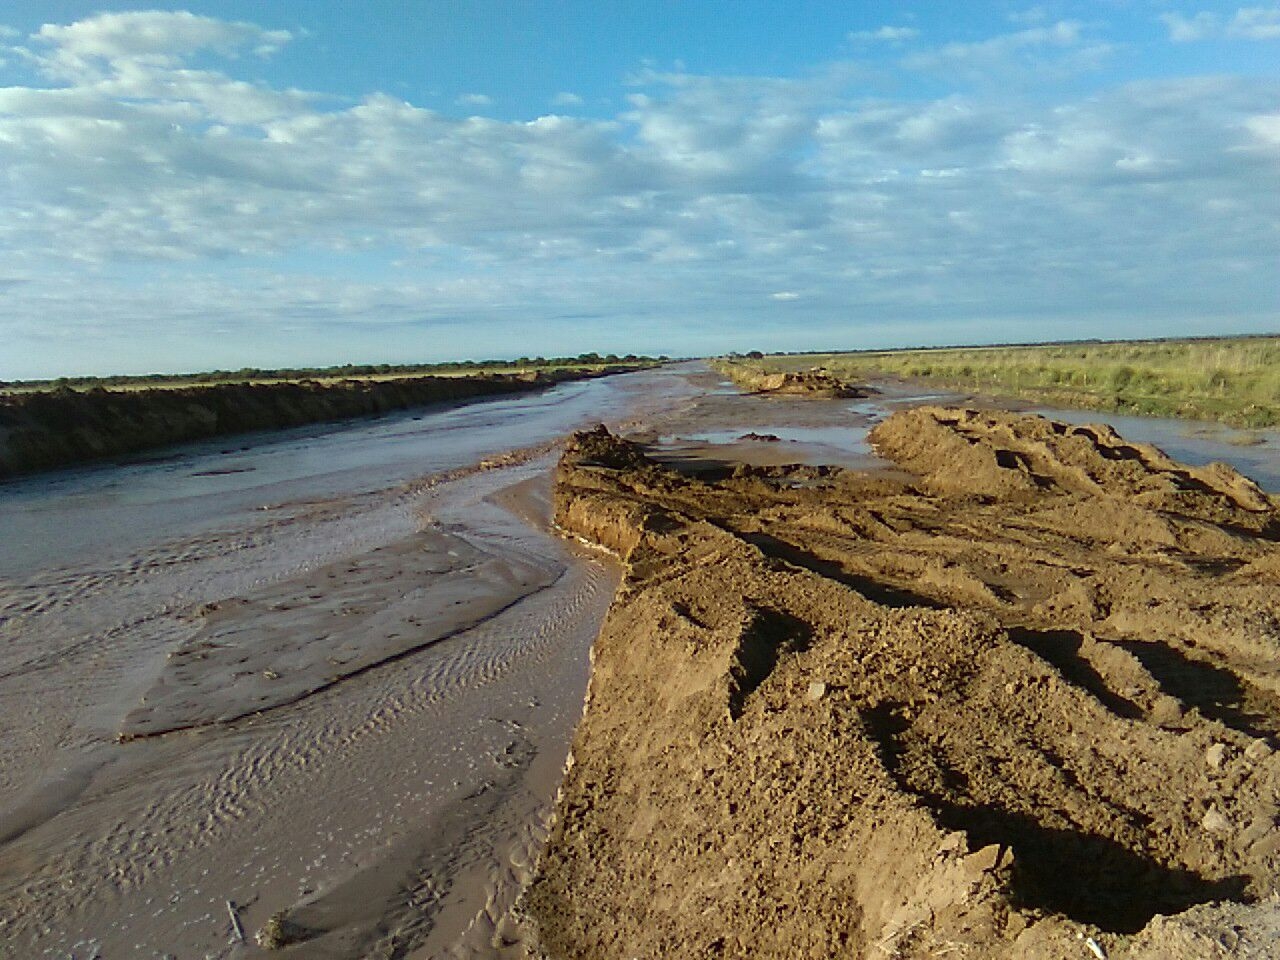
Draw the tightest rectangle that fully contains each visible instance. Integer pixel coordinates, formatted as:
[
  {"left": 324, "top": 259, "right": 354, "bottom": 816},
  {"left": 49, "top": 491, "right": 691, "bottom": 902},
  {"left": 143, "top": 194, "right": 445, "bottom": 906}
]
[{"left": 0, "top": 363, "right": 1274, "bottom": 958}]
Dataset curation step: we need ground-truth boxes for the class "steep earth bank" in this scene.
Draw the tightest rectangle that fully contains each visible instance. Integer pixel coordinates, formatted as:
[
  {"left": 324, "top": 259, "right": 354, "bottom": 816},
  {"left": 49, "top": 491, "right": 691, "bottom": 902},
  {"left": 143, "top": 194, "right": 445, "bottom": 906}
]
[
  {"left": 527, "top": 408, "right": 1280, "bottom": 959},
  {"left": 0, "top": 367, "right": 639, "bottom": 478}
]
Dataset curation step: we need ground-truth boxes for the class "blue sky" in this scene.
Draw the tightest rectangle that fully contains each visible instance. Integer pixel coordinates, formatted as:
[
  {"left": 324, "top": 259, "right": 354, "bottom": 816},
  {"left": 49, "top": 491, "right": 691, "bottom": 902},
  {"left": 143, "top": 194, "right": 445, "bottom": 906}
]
[{"left": 1, "top": 3, "right": 1277, "bottom": 377}]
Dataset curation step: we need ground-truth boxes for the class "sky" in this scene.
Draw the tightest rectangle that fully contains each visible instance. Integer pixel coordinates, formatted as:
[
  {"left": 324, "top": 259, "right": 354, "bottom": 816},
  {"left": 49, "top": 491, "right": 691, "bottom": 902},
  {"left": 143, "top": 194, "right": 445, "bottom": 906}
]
[{"left": 0, "top": 2, "right": 1277, "bottom": 378}]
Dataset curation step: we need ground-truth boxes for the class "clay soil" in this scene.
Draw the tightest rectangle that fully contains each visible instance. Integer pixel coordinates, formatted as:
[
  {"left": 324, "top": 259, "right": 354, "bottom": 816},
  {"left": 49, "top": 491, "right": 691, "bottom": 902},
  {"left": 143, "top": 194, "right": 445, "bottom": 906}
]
[{"left": 526, "top": 406, "right": 1280, "bottom": 959}]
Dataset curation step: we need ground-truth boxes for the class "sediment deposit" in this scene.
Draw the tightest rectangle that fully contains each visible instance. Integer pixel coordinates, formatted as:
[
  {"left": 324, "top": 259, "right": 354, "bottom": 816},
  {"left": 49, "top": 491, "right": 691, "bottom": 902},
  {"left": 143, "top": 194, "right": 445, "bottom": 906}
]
[
  {"left": 528, "top": 409, "right": 1280, "bottom": 958},
  {"left": 0, "top": 367, "right": 634, "bottom": 478},
  {"left": 718, "top": 365, "right": 872, "bottom": 399}
]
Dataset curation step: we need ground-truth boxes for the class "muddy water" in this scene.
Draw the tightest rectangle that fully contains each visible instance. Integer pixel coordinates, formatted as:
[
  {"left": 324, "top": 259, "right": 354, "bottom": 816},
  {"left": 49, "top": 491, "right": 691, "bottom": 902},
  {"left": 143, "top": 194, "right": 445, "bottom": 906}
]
[
  {"left": 650, "top": 373, "right": 1280, "bottom": 492},
  {"left": 0, "top": 369, "right": 697, "bottom": 580},
  {"left": 0, "top": 366, "right": 701, "bottom": 959}
]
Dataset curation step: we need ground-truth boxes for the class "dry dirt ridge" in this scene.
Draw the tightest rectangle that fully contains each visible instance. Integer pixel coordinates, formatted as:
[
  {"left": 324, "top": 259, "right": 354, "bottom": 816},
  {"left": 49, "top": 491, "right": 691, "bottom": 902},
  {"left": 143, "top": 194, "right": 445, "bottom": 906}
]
[
  {"left": 525, "top": 406, "right": 1280, "bottom": 959},
  {"left": 724, "top": 367, "right": 873, "bottom": 399}
]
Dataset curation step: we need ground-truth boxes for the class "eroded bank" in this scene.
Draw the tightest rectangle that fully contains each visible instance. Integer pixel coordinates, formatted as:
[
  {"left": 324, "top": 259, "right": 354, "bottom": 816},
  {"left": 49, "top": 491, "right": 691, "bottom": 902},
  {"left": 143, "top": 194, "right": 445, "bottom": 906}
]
[{"left": 528, "top": 409, "right": 1280, "bottom": 959}]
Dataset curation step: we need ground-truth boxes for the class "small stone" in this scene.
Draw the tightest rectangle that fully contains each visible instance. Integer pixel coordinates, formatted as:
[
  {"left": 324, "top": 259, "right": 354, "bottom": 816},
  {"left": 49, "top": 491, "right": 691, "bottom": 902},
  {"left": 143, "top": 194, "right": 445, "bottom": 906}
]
[
  {"left": 1201, "top": 806, "right": 1232, "bottom": 834},
  {"left": 806, "top": 681, "right": 827, "bottom": 702},
  {"left": 962, "top": 839, "right": 1013, "bottom": 880},
  {"left": 1150, "top": 695, "right": 1184, "bottom": 725},
  {"left": 1205, "top": 742, "right": 1228, "bottom": 771},
  {"left": 1241, "top": 815, "right": 1276, "bottom": 847},
  {"left": 1245, "top": 739, "right": 1273, "bottom": 763}
]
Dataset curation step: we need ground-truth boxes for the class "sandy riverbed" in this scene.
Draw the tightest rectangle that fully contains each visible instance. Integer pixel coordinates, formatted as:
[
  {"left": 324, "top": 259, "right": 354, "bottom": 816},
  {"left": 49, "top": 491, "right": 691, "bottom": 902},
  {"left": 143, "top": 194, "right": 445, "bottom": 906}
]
[
  {"left": 3, "top": 364, "right": 1277, "bottom": 958},
  {"left": 0, "top": 452, "right": 623, "bottom": 958},
  {"left": 0, "top": 365, "right": 707, "bottom": 959}
]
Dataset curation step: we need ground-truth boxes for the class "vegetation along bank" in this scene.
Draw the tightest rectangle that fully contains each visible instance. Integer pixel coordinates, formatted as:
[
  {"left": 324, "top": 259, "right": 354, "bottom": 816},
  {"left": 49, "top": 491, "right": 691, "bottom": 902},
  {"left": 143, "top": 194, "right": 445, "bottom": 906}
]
[{"left": 0, "top": 364, "right": 654, "bottom": 478}]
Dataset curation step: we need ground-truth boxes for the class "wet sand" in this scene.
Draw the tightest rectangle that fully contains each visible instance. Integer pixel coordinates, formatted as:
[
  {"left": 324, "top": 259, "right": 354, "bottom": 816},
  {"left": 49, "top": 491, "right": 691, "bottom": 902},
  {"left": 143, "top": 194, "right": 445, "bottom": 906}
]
[
  {"left": 0, "top": 455, "right": 619, "bottom": 958},
  {"left": 0, "top": 367, "right": 705, "bottom": 958}
]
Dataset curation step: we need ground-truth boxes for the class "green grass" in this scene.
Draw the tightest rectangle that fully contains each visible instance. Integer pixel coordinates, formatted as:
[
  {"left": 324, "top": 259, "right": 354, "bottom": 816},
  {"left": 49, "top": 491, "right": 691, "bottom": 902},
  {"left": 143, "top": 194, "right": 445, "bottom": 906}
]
[{"left": 718, "top": 336, "right": 1280, "bottom": 428}]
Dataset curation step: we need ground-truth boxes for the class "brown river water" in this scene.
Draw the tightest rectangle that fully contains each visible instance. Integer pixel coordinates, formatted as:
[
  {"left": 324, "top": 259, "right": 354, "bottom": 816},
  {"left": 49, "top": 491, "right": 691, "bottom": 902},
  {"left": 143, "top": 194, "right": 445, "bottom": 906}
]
[{"left": 0, "top": 363, "right": 1274, "bottom": 958}]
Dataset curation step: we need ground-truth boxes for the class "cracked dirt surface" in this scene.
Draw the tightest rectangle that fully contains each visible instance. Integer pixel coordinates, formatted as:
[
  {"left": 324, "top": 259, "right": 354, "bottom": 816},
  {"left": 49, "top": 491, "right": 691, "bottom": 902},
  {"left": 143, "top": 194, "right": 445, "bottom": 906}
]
[{"left": 525, "top": 408, "right": 1280, "bottom": 959}]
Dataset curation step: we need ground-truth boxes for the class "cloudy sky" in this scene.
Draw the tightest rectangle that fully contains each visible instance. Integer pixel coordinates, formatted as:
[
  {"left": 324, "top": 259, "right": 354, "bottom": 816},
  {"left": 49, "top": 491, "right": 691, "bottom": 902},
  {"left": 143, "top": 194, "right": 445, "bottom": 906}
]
[{"left": 1, "top": 2, "right": 1277, "bottom": 378}]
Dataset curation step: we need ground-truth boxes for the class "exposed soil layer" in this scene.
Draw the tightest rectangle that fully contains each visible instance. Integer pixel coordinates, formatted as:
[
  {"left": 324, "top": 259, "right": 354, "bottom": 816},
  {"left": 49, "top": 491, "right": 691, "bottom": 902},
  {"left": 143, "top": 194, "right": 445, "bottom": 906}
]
[
  {"left": 0, "top": 367, "right": 638, "bottom": 478},
  {"left": 722, "top": 366, "right": 874, "bottom": 399},
  {"left": 527, "top": 408, "right": 1280, "bottom": 959}
]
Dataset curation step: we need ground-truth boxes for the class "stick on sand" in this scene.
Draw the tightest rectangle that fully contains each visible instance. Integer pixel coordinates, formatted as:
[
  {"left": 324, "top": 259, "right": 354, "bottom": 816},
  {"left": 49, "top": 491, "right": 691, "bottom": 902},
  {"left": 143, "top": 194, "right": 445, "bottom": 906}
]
[{"left": 226, "top": 900, "right": 245, "bottom": 943}]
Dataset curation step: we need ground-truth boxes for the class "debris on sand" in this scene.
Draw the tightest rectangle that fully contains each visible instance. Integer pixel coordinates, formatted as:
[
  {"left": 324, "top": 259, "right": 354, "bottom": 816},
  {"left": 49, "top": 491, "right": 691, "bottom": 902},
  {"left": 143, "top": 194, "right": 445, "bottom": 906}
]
[
  {"left": 527, "top": 412, "right": 1280, "bottom": 959},
  {"left": 256, "top": 909, "right": 311, "bottom": 949}
]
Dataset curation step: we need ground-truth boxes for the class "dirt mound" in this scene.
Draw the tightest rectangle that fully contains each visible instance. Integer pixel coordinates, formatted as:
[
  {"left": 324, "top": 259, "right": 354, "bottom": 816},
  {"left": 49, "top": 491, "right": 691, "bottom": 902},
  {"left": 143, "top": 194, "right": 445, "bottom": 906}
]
[
  {"left": 526, "top": 413, "right": 1280, "bottom": 959},
  {"left": 730, "top": 367, "right": 872, "bottom": 399},
  {"left": 870, "top": 406, "right": 1275, "bottom": 516}
]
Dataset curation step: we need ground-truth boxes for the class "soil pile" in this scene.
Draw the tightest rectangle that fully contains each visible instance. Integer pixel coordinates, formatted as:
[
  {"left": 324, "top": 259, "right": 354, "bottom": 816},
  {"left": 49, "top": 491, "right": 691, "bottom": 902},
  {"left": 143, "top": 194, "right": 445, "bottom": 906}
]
[
  {"left": 526, "top": 413, "right": 1280, "bottom": 958},
  {"left": 726, "top": 366, "right": 872, "bottom": 399}
]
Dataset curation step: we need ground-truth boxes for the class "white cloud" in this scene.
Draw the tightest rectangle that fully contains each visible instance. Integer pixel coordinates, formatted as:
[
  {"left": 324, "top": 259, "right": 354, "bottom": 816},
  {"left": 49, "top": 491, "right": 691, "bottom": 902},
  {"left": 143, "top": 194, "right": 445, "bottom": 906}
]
[
  {"left": 849, "top": 26, "right": 919, "bottom": 43},
  {"left": 1, "top": 12, "right": 1277, "bottom": 375},
  {"left": 1161, "top": 7, "right": 1280, "bottom": 42},
  {"left": 899, "top": 20, "right": 1112, "bottom": 84},
  {"left": 1009, "top": 7, "right": 1050, "bottom": 26},
  {"left": 552, "top": 91, "right": 584, "bottom": 106},
  {"left": 456, "top": 92, "right": 493, "bottom": 107},
  {"left": 33, "top": 11, "right": 290, "bottom": 80},
  {"left": 1160, "top": 12, "right": 1219, "bottom": 42},
  {"left": 1245, "top": 113, "right": 1280, "bottom": 146},
  {"left": 906, "top": 20, "right": 1083, "bottom": 68},
  {"left": 1229, "top": 7, "right": 1280, "bottom": 39}
]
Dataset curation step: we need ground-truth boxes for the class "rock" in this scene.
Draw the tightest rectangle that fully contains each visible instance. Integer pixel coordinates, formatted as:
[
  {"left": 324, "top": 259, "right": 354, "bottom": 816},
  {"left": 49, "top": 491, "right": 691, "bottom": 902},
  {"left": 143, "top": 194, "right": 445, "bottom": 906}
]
[
  {"left": 1242, "top": 815, "right": 1277, "bottom": 848},
  {"left": 1201, "top": 806, "right": 1232, "bottom": 834},
  {"left": 1150, "top": 695, "right": 1184, "bottom": 726},
  {"left": 1205, "top": 742, "right": 1228, "bottom": 771},
  {"left": 965, "top": 843, "right": 1008, "bottom": 874},
  {"left": 806, "top": 681, "right": 827, "bottom": 702},
  {"left": 1245, "top": 739, "right": 1273, "bottom": 763}
]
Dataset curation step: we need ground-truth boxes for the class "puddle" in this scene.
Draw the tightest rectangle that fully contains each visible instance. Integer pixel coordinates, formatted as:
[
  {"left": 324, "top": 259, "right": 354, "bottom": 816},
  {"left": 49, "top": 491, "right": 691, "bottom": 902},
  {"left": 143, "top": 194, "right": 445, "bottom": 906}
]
[{"left": 671, "top": 425, "right": 872, "bottom": 454}]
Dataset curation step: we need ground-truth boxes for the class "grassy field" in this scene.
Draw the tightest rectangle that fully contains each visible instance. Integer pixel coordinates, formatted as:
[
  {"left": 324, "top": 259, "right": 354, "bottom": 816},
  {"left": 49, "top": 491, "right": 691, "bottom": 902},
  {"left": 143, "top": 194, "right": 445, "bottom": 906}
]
[
  {"left": 720, "top": 337, "right": 1280, "bottom": 428},
  {"left": 0, "top": 354, "right": 663, "bottom": 395}
]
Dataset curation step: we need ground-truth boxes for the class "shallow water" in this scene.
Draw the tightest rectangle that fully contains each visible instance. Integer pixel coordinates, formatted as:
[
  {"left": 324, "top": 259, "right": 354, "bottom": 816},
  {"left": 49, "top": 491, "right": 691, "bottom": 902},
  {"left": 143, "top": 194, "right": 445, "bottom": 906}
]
[
  {"left": 0, "top": 366, "right": 699, "bottom": 579},
  {"left": 651, "top": 374, "right": 1278, "bottom": 492},
  {"left": 0, "top": 365, "right": 704, "bottom": 959}
]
